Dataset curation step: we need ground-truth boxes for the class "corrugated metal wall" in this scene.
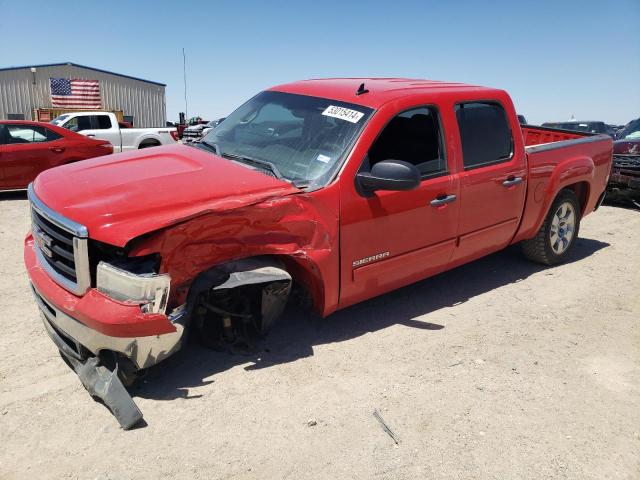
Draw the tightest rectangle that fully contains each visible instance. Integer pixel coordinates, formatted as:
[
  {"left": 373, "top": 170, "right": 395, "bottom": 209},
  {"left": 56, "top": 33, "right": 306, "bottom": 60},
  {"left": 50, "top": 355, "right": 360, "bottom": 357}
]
[{"left": 0, "top": 65, "right": 166, "bottom": 127}]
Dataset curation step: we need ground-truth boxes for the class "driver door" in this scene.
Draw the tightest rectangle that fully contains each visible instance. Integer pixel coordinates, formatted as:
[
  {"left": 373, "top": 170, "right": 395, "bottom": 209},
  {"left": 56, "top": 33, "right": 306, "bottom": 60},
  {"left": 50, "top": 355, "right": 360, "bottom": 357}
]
[{"left": 339, "top": 106, "right": 460, "bottom": 308}]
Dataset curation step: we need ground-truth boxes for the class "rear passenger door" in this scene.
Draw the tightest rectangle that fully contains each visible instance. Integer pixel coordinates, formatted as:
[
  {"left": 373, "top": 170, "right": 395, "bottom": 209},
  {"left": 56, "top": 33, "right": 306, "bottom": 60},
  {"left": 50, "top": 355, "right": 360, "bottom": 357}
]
[
  {"left": 450, "top": 101, "right": 527, "bottom": 265},
  {"left": 73, "top": 115, "right": 121, "bottom": 152}
]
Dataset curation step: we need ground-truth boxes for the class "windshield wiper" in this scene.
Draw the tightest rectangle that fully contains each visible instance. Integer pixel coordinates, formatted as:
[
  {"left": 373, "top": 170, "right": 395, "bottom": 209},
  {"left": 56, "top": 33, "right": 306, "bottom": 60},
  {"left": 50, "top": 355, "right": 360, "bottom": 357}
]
[
  {"left": 221, "top": 152, "right": 284, "bottom": 180},
  {"left": 191, "top": 143, "right": 293, "bottom": 184},
  {"left": 195, "top": 140, "right": 221, "bottom": 155}
]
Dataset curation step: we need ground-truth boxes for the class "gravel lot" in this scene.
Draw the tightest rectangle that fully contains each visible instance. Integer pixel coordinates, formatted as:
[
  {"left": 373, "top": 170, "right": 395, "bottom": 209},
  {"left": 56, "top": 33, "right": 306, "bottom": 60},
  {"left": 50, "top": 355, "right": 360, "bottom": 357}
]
[{"left": 0, "top": 193, "right": 638, "bottom": 480}]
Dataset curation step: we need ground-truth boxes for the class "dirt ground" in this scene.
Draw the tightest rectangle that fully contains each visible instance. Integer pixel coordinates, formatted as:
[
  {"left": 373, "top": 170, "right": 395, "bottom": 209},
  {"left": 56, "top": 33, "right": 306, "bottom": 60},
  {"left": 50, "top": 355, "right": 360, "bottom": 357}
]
[{"left": 0, "top": 193, "right": 638, "bottom": 480}]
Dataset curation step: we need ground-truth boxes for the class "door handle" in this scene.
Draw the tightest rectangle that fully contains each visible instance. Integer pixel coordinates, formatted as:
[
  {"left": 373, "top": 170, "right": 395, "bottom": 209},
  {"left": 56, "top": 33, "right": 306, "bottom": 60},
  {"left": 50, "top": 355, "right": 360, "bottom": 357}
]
[
  {"left": 502, "top": 176, "right": 523, "bottom": 187},
  {"left": 86, "top": 134, "right": 96, "bottom": 137},
  {"left": 49, "top": 147, "right": 65, "bottom": 153},
  {"left": 430, "top": 194, "right": 457, "bottom": 207}
]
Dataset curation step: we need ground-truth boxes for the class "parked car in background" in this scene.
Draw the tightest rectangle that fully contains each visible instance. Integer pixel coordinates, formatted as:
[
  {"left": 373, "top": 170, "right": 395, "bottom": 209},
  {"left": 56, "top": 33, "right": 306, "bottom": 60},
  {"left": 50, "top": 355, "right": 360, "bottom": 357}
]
[
  {"left": 181, "top": 118, "right": 226, "bottom": 142},
  {"left": 51, "top": 112, "right": 178, "bottom": 152},
  {"left": 541, "top": 121, "right": 617, "bottom": 137},
  {"left": 607, "top": 118, "right": 640, "bottom": 200},
  {"left": 25, "top": 78, "right": 612, "bottom": 428},
  {"left": 0, "top": 120, "right": 112, "bottom": 191},
  {"left": 176, "top": 117, "right": 209, "bottom": 139},
  {"left": 202, "top": 118, "right": 225, "bottom": 137},
  {"left": 614, "top": 138, "right": 640, "bottom": 156},
  {"left": 614, "top": 118, "right": 640, "bottom": 154}
]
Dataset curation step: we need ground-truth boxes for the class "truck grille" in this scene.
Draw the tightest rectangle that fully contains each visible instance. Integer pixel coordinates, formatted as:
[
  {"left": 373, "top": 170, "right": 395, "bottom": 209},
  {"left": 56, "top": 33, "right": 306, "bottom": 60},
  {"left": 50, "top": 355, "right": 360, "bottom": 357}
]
[{"left": 28, "top": 185, "right": 91, "bottom": 296}]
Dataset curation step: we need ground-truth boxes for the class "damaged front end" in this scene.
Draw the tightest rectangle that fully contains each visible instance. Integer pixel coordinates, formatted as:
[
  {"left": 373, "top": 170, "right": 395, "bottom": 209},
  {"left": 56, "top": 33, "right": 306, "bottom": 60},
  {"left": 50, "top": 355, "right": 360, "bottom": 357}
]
[
  {"left": 33, "top": 286, "right": 145, "bottom": 429},
  {"left": 187, "top": 258, "right": 292, "bottom": 354},
  {"left": 26, "top": 175, "right": 332, "bottom": 429},
  {"left": 31, "top": 254, "right": 292, "bottom": 429}
]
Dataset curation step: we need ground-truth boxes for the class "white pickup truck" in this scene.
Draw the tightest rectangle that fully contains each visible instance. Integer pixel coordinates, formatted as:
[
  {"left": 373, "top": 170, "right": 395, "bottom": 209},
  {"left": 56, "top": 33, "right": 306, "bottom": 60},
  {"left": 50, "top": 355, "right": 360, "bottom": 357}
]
[{"left": 51, "top": 112, "right": 177, "bottom": 152}]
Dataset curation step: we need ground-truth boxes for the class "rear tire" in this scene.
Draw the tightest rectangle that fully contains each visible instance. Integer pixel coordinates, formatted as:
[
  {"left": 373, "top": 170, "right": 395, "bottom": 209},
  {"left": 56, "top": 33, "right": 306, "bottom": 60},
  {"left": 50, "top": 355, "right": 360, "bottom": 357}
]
[{"left": 522, "top": 189, "right": 581, "bottom": 265}]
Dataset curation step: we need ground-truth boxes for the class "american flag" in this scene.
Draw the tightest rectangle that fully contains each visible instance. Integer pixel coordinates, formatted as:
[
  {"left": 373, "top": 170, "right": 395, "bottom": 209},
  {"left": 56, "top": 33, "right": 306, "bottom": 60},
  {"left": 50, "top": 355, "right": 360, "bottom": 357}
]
[{"left": 50, "top": 78, "right": 101, "bottom": 109}]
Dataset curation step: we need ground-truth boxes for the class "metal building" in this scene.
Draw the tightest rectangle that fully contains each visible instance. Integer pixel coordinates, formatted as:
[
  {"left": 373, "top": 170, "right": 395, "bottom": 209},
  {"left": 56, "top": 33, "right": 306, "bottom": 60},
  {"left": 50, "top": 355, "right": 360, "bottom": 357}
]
[{"left": 0, "top": 62, "right": 167, "bottom": 127}]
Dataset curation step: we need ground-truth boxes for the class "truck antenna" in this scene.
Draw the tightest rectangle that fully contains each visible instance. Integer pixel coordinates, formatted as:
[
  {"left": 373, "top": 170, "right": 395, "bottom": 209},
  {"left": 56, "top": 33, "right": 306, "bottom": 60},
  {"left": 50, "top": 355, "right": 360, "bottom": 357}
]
[{"left": 356, "top": 83, "right": 369, "bottom": 96}]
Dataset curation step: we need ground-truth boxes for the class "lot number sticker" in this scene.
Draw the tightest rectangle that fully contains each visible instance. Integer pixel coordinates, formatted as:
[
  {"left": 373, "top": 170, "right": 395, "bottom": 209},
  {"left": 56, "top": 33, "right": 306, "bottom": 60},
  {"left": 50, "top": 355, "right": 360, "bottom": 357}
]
[{"left": 322, "top": 105, "right": 364, "bottom": 123}]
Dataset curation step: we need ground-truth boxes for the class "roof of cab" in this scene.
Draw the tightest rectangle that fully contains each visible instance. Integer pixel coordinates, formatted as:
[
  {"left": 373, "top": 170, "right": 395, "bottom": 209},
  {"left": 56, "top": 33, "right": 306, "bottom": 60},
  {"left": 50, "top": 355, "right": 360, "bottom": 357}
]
[{"left": 269, "top": 78, "right": 501, "bottom": 109}]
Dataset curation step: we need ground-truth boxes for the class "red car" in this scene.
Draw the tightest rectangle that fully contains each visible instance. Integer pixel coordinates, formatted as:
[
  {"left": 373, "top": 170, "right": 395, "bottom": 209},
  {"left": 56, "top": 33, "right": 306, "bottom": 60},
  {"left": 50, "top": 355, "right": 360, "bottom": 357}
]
[
  {"left": 0, "top": 120, "right": 112, "bottom": 190},
  {"left": 25, "top": 78, "right": 612, "bottom": 428}
]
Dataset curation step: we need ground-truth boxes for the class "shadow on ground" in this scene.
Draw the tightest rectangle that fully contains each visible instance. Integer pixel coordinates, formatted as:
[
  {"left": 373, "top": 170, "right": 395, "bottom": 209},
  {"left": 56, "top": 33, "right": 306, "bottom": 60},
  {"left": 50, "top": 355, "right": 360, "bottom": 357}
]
[
  {"left": 134, "top": 237, "right": 609, "bottom": 401},
  {"left": 603, "top": 193, "right": 640, "bottom": 211}
]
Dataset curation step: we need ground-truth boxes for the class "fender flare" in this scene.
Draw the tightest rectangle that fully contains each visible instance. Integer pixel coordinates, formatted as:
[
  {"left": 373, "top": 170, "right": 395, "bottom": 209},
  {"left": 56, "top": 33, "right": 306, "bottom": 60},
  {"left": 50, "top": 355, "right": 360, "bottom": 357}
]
[{"left": 531, "top": 155, "right": 595, "bottom": 234}]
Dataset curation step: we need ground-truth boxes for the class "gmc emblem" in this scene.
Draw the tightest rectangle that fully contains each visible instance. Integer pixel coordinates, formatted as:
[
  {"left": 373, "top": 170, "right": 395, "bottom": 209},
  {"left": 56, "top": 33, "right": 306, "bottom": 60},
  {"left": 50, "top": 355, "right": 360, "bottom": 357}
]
[{"left": 36, "top": 230, "right": 54, "bottom": 257}]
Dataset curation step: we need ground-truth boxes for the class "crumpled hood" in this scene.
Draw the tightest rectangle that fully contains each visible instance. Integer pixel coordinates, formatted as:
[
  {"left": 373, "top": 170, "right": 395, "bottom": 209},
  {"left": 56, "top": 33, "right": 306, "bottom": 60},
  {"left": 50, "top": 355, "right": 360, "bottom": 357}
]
[{"left": 33, "top": 144, "right": 299, "bottom": 247}]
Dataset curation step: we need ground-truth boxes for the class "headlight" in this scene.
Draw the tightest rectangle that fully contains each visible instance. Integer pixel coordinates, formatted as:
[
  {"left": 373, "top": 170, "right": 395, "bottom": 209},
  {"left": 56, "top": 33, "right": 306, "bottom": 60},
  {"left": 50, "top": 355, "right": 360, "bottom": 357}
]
[{"left": 96, "top": 261, "right": 170, "bottom": 314}]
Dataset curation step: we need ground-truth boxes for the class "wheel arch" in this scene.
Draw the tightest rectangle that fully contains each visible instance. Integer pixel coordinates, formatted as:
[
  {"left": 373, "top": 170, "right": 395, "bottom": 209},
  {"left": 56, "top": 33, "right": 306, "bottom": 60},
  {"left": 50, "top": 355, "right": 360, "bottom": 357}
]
[
  {"left": 514, "top": 156, "right": 595, "bottom": 243},
  {"left": 180, "top": 253, "right": 327, "bottom": 318},
  {"left": 137, "top": 137, "right": 161, "bottom": 149}
]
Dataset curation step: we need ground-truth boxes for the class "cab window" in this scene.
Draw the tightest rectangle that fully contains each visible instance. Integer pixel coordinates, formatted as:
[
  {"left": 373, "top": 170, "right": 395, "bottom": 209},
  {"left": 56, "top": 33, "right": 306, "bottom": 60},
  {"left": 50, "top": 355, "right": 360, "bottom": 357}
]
[
  {"left": 93, "top": 115, "right": 113, "bottom": 130},
  {"left": 64, "top": 116, "right": 92, "bottom": 132},
  {"left": 366, "top": 107, "right": 446, "bottom": 178},
  {"left": 455, "top": 102, "right": 513, "bottom": 169}
]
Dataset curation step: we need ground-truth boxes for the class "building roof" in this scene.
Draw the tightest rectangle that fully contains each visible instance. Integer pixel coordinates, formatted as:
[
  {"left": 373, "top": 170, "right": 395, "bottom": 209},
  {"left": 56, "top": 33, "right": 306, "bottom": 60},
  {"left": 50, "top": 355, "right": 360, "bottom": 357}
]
[
  {"left": 0, "top": 62, "right": 166, "bottom": 86},
  {"left": 269, "top": 78, "right": 500, "bottom": 109}
]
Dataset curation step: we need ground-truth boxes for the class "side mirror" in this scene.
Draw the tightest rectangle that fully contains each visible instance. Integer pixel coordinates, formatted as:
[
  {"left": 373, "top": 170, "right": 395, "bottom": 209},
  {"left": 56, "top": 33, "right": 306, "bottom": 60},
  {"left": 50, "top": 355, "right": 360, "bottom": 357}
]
[{"left": 356, "top": 160, "right": 421, "bottom": 193}]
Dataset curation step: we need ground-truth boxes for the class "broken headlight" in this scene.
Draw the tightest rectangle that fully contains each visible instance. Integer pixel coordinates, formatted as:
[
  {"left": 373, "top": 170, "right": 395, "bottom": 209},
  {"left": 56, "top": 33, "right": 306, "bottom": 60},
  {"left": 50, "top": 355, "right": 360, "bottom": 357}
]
[{"left": 96, "top": 261, "right": 170, "bottom": 314}]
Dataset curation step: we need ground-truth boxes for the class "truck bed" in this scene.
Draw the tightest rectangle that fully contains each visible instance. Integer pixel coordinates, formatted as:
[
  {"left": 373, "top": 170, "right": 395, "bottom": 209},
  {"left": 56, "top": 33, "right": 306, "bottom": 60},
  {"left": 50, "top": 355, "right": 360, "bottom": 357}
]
[
  {"left": 512, "top": 126, "right": 613, "bottom": 244},
  {"left": 521, "top": 124, "right": 590, "bottom": 147}
]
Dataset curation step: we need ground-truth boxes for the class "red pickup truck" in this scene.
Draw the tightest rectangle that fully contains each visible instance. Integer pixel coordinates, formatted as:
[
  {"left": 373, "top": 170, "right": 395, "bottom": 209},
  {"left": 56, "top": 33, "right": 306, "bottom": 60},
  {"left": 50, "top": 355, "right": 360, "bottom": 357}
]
[{"left": 24, "top": 78, "right": 612, "bottom": 428}]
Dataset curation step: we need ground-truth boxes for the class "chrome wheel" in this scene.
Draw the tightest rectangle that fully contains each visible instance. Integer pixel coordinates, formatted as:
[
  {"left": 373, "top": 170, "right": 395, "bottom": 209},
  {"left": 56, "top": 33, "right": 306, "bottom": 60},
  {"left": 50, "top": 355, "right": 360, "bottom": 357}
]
[{"left": 550, "top": 201, "right": 576, "bottom": 254}]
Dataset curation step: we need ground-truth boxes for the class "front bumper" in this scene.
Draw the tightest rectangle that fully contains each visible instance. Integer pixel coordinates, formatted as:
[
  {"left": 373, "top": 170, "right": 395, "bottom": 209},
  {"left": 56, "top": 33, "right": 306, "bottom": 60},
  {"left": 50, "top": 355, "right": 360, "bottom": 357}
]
[
  {"left": 35, "top": 285, "right": 144, "bottom": 429},
  {"left": 25, "top": 235, "right": 187, "bottom": 370}
]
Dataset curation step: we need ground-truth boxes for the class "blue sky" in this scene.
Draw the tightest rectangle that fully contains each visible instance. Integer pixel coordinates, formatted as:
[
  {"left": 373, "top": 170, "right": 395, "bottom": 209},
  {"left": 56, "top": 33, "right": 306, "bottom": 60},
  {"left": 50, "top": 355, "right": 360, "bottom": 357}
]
[{"left": 1, "top": 0, "right": 638, "bottom": 125}]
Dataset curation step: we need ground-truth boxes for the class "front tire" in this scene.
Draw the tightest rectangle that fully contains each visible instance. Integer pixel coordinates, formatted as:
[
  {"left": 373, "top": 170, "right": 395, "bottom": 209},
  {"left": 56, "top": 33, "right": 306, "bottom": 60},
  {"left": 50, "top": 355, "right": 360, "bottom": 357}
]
[{"left": 522, "top": 189, "right": 581, "bottom": 265}]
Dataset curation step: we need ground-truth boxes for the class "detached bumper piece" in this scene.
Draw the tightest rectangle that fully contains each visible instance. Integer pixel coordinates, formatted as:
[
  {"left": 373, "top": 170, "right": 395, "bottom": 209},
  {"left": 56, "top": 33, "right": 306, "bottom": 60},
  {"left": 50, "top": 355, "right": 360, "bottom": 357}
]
[{"left": 34, "top": 289, "right": 143, "bottom": 430}]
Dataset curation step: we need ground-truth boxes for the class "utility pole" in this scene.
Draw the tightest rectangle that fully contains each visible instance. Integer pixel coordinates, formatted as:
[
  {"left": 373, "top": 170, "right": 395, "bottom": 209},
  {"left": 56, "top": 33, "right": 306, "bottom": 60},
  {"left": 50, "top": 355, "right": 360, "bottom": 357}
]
[{"left": 183, "top": 48, "right": 188, "bottom": 120}]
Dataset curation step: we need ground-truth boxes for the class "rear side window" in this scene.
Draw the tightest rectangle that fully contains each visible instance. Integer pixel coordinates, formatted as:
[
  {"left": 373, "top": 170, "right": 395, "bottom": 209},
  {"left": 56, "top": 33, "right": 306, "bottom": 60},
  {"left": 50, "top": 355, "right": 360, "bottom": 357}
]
[
  {"left": 368, "top": 107, "right": 446, "bottom": 177},
  {"left": 46, "top": 128, "right": 62, "bottom": 141},
  {"left": 456, "top": 102, "right": 513, "bottom": 169},
  {"left": 93, "top": 115, "right": 112, "bottom": 129},
  {"left": 5, "top": 125, "right": 49, "bottom": 143}
]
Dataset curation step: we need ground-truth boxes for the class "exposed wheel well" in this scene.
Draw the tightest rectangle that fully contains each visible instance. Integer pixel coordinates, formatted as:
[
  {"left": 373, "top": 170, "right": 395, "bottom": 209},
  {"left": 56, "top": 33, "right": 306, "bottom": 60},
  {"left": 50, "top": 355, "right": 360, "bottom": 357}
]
[
  {"left": 562, "top": 181, "right": 590, "bottom": 215},
  {"left": 184, "top": 257, "right": 293, "bottom": 350}
]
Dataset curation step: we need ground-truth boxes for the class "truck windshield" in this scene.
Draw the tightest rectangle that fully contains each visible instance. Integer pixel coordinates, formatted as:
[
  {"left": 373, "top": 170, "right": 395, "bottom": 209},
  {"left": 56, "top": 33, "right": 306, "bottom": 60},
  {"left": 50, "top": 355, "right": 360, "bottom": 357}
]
[
  {"left": 200, "top": 91, "right": 373, "bottom": 188},
  {"left": 50, "top": 115, "right": 70, "bottom": 126}
]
